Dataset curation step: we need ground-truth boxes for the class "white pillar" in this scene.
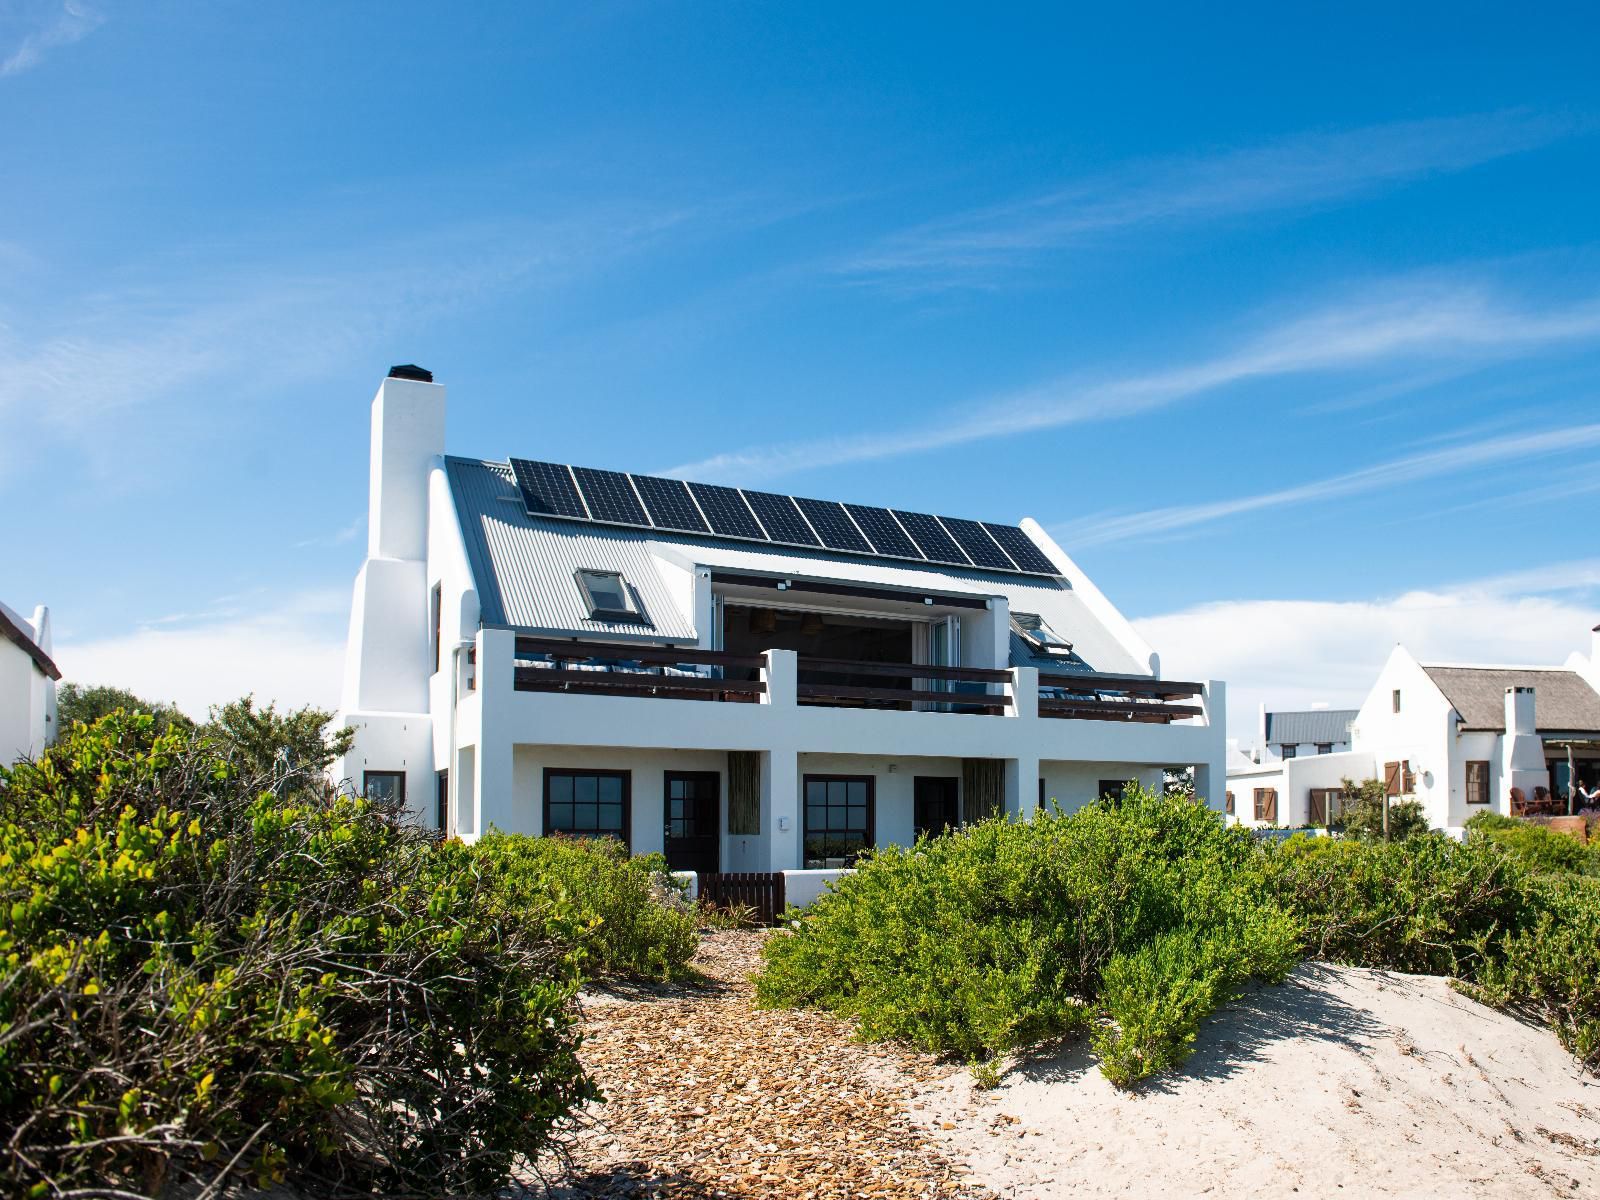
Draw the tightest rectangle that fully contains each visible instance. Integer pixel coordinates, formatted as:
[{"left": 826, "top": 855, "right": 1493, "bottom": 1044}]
[
  {"left": 1010, "top": 666, "right": 1039, "bottom": 720},
  {"left": 473, "top": 627, "right": 519, "bottom": 835},
  {"left": 1004, "top": 755, "right": 1039, "bottom": 820},
  {"left": 762, "top": 747, "right": 800, "bottom": 870},
  {"left": 1196, "top": 679, "right": 1228, "bottom": 812},
  {"left": 761, "top": 648, "right": 797, "bottom": 708}
]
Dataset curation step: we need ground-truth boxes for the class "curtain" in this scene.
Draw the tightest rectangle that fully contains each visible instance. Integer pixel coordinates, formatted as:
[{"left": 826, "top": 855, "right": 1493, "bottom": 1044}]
[
  {"left": 728, "top": 751, "right": 761, "bottom": 834},
  {"left": 962, "top": 758, "right": 1003, "bottom": 824}
]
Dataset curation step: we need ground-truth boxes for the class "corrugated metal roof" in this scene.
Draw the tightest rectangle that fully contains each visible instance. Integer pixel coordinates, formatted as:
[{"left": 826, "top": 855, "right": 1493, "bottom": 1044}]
[
  {"left": 1264, "top": 709, "right": 1357, "bottom": 746},
  {"left": 1421, "top": 666, "right": 1600, "bottom": 733},
  {"left": 444, "top": 456, "right": 1146, "bottom": 675},
  {"left": 447, "top": 458, "right": 697, "bottom": 640}
]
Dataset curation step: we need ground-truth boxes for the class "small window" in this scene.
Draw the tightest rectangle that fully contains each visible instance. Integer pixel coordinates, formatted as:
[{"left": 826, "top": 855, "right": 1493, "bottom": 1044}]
[
  {"left": 430, "top": 582, "right": 443, "bottom": 674},
  {"left": 1392, "top": 689, "right": 1402, "bottom": 713},
  {"left": 1098, "top": 779, "right": 1130, "bottom": 802},
  {"left": 544, "top": 769, "right": 630, "bottom": 847},
  {"left": 1011, "top": 613, "right": 1074, "bottom": 656},
  {"left": 1466, "top": 760, "right": 1490, "bottom": 805},
  {"left": 1316, "top": 743, "right": 1333, "bottom": 755},
  {"left": 364, "top": 770, "right": 406, "bottom": 808},
  {"left": 1254, "top": 787, "right": 1278, "bottom": 822},
  {"left": 575, "top": 569, "right": 643, "bottom": 622},
  {"left": 435, "top": 769, "right": 449, "bottom": 836},
  {"left": 1280, "top": 745, "right": 1298, "bottom": 760}
]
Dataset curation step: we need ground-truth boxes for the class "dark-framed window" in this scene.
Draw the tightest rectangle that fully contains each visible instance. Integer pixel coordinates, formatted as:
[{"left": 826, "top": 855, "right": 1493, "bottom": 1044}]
[
  {"left": 544, "top": 769, "right": 631, "bottom": 847},
  {"left": 1316, "top": 743, "right": 1333, "bottom": 755},
  {"left": 364, "top": 770, "right": 405, "bottom": 808},
  {"left": 1466, "top": 760, "right": 1490, "bottom": 805},
  {"left": 1280, "top": 745, "right": 1298, "bottom": 760},
  {"left": 804, "top": 774, "right": 874, "bottom": 867},
  {"left": 1099, "top": 779, "right": 1131, "bottom": 802},
  {"left": 430, "top": 582, "right": 442, "bottom": 674},
  {"left": 574, "top": 568, "right": 644, "bottom": 622},
  {"left": 1308, "top": 788, "right": 1342, "bottom": 826},
  {"left": 1392, "top": 689, "right": 1402, "bottom": 713},
  {"left": 914, "top": 776, "right": 959, "bottom": 839},
  {"left": 435, "top": 769, "right": 449, "bottom": 835}
]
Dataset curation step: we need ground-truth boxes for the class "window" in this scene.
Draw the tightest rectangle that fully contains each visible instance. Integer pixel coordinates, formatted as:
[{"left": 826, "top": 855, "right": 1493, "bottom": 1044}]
[
  {"left": 430, "top": 582, "right": 442, "bottom": 674},
  {"left": 915, "top": 777, "right": 960, "bottom": 838},
  {"left": 1384, "top": 760, "right": 1416, "bottom": 796},
  {"left": 575, "top": 569, "right": 643, "bottom": 622},
  {"left": 1309, "top": 788, "right": 1343, "bottom": 826},
  {"left": 804, "top": 775, "right": 874, "bottom": 867},
  {"left": 1254, "top": 787, "right": 1278, "bottom": 822},
  {"left": 435, "top": 770, "right": 449, "bottom": 836},
  {"left": 1099, "top": 779, "right": 1131, "bottom": 802},
  {"left": 1466, "top": 760, "right": 1490, "bottom": 805},
  {"left": 364, "top": 770, "right": 405, "bottom": 808},
  {"left": 1316, "top": 743, "right": 1333, "bottom": 755},
  {"left": 1225, "top": 790, "right": 1235, "bottom": 815},
  {"left": 544, "top": 769, "right": 630, "bottom": 847},
  {"left": 1011, "top": 613, "right": 1073, "bottom": 656},
  {"left": 1280, "top": 744, "right": 1298, "bottom": 760},
  {"left": 1392, "top": 689, "right": 1402, "bottom": 713}
]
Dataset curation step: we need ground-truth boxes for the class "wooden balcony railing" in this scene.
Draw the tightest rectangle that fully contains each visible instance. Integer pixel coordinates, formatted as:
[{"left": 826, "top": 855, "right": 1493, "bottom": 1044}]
[
  {"left": 1037, "top": 671, "right": 1204, "bottom": 724},
  {"left": 512, "top": 636, "right": 767, "bottom": 703},
  {"left": 796, "top": 657, "right": 1011, "bottom": 715}
]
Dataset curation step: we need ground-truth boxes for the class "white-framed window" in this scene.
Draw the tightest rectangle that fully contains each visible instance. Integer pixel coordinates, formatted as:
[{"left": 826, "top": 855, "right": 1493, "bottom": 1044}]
[{"left": 575, "top": 569, "right": 642, "bottom": 621}]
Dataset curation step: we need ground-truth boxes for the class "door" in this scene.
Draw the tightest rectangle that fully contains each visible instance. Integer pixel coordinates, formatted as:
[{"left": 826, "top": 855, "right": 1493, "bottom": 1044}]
[
  {"left": 664, "top": 771, "right": 720, "bottom": 873},
  {"left": 914, "top": 776, "right": 959, "bottom": 840}
]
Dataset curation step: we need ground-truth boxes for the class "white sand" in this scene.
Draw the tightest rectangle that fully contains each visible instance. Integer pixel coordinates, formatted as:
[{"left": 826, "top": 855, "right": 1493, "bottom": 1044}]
[{"left": 909, "top": 964, "right": 1600, "bottom": 1198}]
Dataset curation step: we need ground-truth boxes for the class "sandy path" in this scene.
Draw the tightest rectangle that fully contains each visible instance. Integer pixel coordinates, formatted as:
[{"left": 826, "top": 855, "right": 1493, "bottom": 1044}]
[{"left": 912, "top": 963, "right": 1600, "bottom": 1198}]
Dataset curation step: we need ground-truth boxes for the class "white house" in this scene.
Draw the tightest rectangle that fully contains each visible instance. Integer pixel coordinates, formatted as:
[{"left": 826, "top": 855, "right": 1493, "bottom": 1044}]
[
  {"left": 335, "top": 367, "right": 1227, "bottom": 874},
  {"left": 0, "top": 599, "right": 59, "bottom": 766},
  {"left": 1229, "top": 634, "right": 1600, "bottom": 833},
  {"left": 1250, "top": 705, "right": 1356, "bottom": 762}
]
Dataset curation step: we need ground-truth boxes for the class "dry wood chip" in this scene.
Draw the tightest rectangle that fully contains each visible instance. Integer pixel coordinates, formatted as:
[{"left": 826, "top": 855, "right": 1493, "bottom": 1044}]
[{"left": 535, "top": 930, "right": 987, "bottom": 1199}]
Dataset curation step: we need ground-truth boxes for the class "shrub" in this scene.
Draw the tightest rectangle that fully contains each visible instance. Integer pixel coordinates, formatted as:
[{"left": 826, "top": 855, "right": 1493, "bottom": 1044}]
[
  {"left": 1469, "top": 874, "right": 1600, "bottom": 1072},
  {"left": 1263, "top": 833, "right": 1528, "bottom": 975},
  {"left": 756, "top": 788, "right": 1298, "bottom": 1084},
  {"left": 1336, "top": 777, "right": 1430, "bottom": 840},
  {"left": 473, "top": 833, "right": 699, "bottom": 980},
  {"left": 1466, "top": 811, "right": 1600, "bottom": 877},
  {"left": 0, "top": 711, "right": 595, "bottom": 1199}
]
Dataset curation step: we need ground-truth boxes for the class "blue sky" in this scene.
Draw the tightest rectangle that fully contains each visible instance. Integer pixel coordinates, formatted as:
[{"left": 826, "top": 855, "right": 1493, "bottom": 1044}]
[{"left": 4, "top": 1, "right": 1600, "bottom": 733}]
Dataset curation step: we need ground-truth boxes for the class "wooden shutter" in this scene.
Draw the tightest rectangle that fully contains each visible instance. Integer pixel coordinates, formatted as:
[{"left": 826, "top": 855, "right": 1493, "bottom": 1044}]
[
  {"left": 1402, "top": 760, "right": 1416, "bottom": 794},
  {"left": 1309, "top": 789, "right": 1325, "bottom": 826},
  {"left": 1263, "top": 788, "right": 1278, "bottom": 823},
  {"left": 1225, "top": 790, "right": 1235, "bottom": 815},
  {"left": 1384, "top": 761, "right": 1402, "bottom": 797}
]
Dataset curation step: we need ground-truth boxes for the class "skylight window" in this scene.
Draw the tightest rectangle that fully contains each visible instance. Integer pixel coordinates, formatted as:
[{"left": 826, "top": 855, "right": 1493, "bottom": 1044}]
[
  {"left": 1012, "top": 612, "right": 1073, "bottom": 656},
  {"left": 575, "top": 569, "right": 642, "bottom": 621}
]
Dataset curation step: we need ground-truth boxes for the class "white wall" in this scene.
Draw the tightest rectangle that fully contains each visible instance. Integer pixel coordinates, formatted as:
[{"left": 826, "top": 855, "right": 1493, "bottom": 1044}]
[
  {"left": 1351, "top": 647, "right": 1454, "bottom": 829},
  {"left": 0, "top": 604, "right": 55, "bottom": 766},
  {"left": 1039, "top": 761, "right": 1165, "bottom": 813}
]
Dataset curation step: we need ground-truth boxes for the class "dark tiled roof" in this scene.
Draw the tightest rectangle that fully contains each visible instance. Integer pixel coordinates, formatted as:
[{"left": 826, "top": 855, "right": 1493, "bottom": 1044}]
[
  {"left": 1264, "top": 708, "right": 1356, "bottom": 746},
  {"left": 1421, "top": 666, "right": 1600, "bottom": 733},
  {"left": 0, "top": 605, "right": 59, "bottom": 681}
]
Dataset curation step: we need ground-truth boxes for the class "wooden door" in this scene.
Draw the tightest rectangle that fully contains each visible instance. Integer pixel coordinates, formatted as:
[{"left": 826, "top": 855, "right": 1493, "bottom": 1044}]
[{"left": 664, "top": 772, "right": 720, "bottom": 874}]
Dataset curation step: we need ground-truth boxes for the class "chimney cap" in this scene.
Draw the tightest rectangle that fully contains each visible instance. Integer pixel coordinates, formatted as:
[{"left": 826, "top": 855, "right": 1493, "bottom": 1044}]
[{"left": 387, "top": 363, "right": 434, "bottom": 383}]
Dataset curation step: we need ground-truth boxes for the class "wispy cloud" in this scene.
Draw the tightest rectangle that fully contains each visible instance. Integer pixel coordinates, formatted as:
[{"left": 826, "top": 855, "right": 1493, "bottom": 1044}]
[
  {"left": 667, "top": 282, "right": 1600, "bottom": 483},
  {"left": 837, "top": 111, "right": 1583, "bottom": 290},
  {"left": 294, "top": 516, "right": 364, "bottom": 550},
  {"left": 1136, "top": 557, "right": 1600, "bottom": 738},
  {"left": 1, "top": 1, "right": 103, "bottom": 77},
  {"left": 1057, "top": 422, "right": 1600, "bottom": 548}
]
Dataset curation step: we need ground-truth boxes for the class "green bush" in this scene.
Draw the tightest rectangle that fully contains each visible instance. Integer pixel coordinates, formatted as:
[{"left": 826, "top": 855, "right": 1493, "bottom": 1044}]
[
  {"left": 756, "top": 788, "right": 1298, "bottom": 1084},
  {"left": 472, "top": 832, "right": 699, "bottom": 981},
  {"left": 1469, "top": 874, "right": 1600, "bottom": 1072},
  {"left": 1466, "top": 811, "right": 1600, "bottom": 877},
  {"left": 1263, "top": 832, "right": 1528, "bottom": 975},
  {"left": 1336, "top": 777, "right": 1430, "bottom": 841},
  {"left": 0, "top": 711, "right": 595, "bottom": 1199}
]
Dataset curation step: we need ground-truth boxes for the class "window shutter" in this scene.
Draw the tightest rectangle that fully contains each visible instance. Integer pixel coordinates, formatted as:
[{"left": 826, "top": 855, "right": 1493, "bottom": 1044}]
[
  {"left": 1225, "top": 790, "right": 1235, "bottom": 815},
  {"left": 1384, "top": 761, "right": 1402, "bottom": 797},
  {"left": 1402, "top": 760, "right": 1416, "bottom": 794},
  {"left": 1264, "top": 788, "right": 1278, "bottom": 823},
  {"left": 1309, "top": 789, "right": 1325, "bottom": 825}
]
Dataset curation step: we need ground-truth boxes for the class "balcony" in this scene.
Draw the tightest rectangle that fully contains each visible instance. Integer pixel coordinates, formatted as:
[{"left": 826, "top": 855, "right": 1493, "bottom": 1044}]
[{"left": 504, "top": 636, "right": 1205, "bottom": 724}]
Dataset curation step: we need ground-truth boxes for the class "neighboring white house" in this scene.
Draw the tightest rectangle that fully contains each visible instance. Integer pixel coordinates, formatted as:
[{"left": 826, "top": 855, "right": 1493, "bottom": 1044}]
[
  {"left": 334, "top": 367, "right": 1227, "bottom": 873},
  {"left": 1249, "top": 705, "right": 1356, "bottom": 762},
  {"left": 1229, "top": 633, "right": 1600, "bottom": 833},
  {"left": 0, "top": 599, "right": 59, "bottom": 766}
]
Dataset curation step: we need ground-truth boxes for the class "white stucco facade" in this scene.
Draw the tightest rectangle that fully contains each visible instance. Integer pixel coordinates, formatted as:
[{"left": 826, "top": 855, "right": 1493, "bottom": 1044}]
[
  {"left": 335, "top": 370, "right": 1229, "bottom": 871},
  {"left": 1, "top": 600, "right": 59, "bottom": 767}
]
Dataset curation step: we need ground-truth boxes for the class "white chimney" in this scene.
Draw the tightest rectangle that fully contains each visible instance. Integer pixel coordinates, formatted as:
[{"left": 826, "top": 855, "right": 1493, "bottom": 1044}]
[
  {"left": 369, "top": 365, "right": 445, "bottom": 561},
  {"left": 1501, "top": 686, "right": 1549, "bottom": 813}
]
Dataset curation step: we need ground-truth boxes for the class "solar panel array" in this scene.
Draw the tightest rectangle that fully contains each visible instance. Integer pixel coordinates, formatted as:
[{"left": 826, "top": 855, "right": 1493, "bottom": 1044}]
[{"left": 507, "top": 457, "right": 1060, "bottom": 577}]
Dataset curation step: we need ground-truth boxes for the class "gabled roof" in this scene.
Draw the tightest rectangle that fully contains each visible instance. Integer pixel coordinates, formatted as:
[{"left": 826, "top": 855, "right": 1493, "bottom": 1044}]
[
  {"left": 1420, "top": 665, "right": 1600, "bottom": 733},
  {"left": 0, "top": 602, "right": 59, "bottom": 681},
  {"left": 1264, "top": 708, "right": 1356, "bottom": 746},
  {"left": 444, "top": 457, "right": 1146, "bottom": 675}
]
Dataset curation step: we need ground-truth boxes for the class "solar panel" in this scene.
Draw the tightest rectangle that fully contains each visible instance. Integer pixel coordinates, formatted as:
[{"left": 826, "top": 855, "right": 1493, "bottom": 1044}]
[
  {"left": 571, "top": 466, "right": 648, "bottom": 526},
  {"left": 511, "top": 459, "right": 587, "bottom": 518},
  {"left": 892, "top": 510, "right": 969, "bottom": 565},
  {"left": 743, "top": 491, "right": 820, "bottom": 546},
  {"left": 794, "top": 497, "right": 871, "bottom": 553},
  {"left": 983, "top": 523, "right": 1058, "bottom": 575},
  {"left": 688, "top": 482, "right": 767, "bottom": 540},
  {"left": 631, "top": 474, "right": 709, "bottom": 533},
  {"left": 939, "top": 516, "right": 1015, "bottom": 571},
  {"left": 844, "top": 504, "right": 922, "bottom": 560}
]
